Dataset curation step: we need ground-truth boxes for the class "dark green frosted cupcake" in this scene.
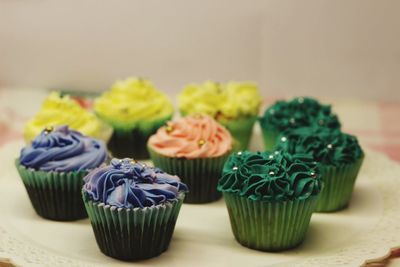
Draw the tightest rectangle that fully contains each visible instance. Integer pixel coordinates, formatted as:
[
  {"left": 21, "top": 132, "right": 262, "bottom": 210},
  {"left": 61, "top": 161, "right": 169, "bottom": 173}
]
[
  {"left": 178, "top": 81, "right": 262, "bottom": 151},
  {"left": 276, "top": 127, "right": 364, "bottom": 212},
  {"left": 148, "top": 115, "right": 233, "bottom": 203},
  {"left": 259, "top": 97, "right": 341, "bottom": 151},
  {"left": 94, "top": 77, "right": 174, "bottom": 159},
  {"left": 218, "top": 150, "right": 322, "bottom": 251},
  {"left": 82, "top": 158, "right": 188, "bottom": 260},
  {"left": 15, "top": 125, "right": 108, "bottom": 221}
]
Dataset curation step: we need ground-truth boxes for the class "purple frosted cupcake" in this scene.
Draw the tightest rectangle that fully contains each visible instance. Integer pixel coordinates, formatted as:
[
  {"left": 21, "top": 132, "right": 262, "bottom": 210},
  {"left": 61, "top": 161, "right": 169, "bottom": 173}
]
[
  {"left": 15, "top": 125, "right": 108, "bottom": 221},
  {"left": 82, "top": 158, "right": 188, "bottom": 260}
]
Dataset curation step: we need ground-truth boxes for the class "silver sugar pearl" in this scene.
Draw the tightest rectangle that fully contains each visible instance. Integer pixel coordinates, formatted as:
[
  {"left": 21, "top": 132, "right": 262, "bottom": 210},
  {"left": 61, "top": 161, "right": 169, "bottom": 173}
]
[
  {"left": 269, "top": 171, "right": 275, "bottom": 176},
  {"left": 274, "top": 151, "right": 279, "bottom": 155},
  {"left": 289, "top": 118, "right": 295, "bottom": 124},
  {"left": 327, "top": 144, "right": 333, "bottom": 149},
  {"left": 233, "top": 166, "right": 238, "bottom": 171},
  {"left": 281, "top": 136, "right": 287, "bottom": 142},
  {"left": 237, "top": 151, "right": 242, "bottom": 156},
  {"left": 269, "top": 155, "right": 274, "bottom": 159}
]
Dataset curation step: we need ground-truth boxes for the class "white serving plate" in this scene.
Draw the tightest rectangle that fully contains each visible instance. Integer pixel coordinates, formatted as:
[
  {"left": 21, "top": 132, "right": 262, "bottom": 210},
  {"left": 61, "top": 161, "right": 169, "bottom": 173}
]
[{"left": 0, "top": 139, "right": 399, "bottom": 267}]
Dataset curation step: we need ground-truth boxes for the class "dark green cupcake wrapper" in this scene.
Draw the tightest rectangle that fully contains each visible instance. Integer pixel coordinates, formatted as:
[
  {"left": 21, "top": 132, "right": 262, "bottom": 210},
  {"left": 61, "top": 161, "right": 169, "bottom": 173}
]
[
  {"left": 315, "top": 156, "right": 364, "bottom": 212},
  {"left": 260, "top": 128, "right": 280, "bottom": 151},
  {"left": 82, "top": 192, "right": 184, "bottom": 261},
  {"left": 219, "top": 116, "right": 257, "bottom": 151},
  {"left": 149, "top": 148, "right": 229, "bottom": 203},
  {"left": 15, "top": 160, "right": 88, "bottom": 221},
  {"left": 223, "top": 192, "right": 318, "bottom": 251},
  {"left": 106, "top": 116, "right": 171, "bottom": 159}
]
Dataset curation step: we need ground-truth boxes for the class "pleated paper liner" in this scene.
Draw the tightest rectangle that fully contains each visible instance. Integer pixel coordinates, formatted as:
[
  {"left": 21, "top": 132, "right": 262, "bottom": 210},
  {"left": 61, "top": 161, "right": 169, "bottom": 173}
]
[
  {"left": 82, "top": 192, "right": 184, "bottom": 261},
  {"left": 15, "top": 160, "right": 88, "bottom": 221},
  {"left": 315, "top": 155, "right": 364, "bottom": 212},
  {"left": 100, "top": 115, "right": 171, "bottom": 160},
  {"left": 222, "top": 192, "right": 318, "bottom": 251},
  {"left": 149, "top": 148, "right": 229, "bottom": 203},
  {"left": 218, "top": 115, "right": 258, "bottom": 151},
  {"left": 260, "top": 128, "right": 280, "bottom": 151}
]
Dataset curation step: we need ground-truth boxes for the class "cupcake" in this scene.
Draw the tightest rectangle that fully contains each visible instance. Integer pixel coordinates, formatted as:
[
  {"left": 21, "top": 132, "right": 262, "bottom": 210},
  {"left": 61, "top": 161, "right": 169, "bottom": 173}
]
[
  {"left": 15, "top": 125, "right": 107, "bottom": 221},
  {"left": 24, "top": 91, "right": 112, "bottom": 144},
  {"left": 218, "top": 150, "right": 322, "bottom": 251},
  {"left": 178, "top": 81, "right": 262, "bottom": 151},
  {"left": 94, "top": 77, "right": 174, "bottom": 159},
  {"left": 82, "top": 158, "right": 188, "bottom": 260},
  {"left": 148, "top": 115, "right": 233, "bottom": 203},
  {"left": 276, "top": 127, "right": 364, "bottom": 212},
  {"left": 259, "top": 97, "right": 341, "bottom": 151}
]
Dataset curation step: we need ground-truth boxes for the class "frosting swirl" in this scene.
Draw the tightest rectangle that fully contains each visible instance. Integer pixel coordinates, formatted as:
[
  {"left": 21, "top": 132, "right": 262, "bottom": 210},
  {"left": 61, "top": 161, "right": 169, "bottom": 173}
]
[
  {"left": 83, "top": 158, "right": 188, "bottom": 208},
  {"left": 276, "top": 127, "right": 363, "bottom": 166},
  {"left": 259, "top": 97, "right": 341, "bottom": 132},
  {"left": 217, "top": 151, "right": 322, "bottom": 201},
  {"left": 178, "top": 81, "right": 262, "bottom": 119},
  {"left": 94, "top": 77, "right": 174, "bottom": 128},
  {"left": 20, "top": 125, "right": 107, "bottom": 172},
  {"left": 148, "top": 115, "right": 233, "bottom": 159},
  {"left": 24, "top": 92, "right": 112, "bottom": 143}
]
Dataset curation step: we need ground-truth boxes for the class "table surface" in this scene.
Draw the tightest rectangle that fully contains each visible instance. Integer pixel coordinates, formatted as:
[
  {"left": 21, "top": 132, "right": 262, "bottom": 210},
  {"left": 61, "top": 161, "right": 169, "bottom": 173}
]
[{"left": 0, "top": 88, "right": 399, "bottom": 266}]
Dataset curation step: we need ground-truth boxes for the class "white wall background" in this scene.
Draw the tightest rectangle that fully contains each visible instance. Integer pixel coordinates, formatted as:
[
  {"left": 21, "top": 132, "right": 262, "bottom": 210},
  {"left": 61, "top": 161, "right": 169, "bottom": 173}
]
[{"left": 1, "top": 0, "right": 399, "bottom": 100}]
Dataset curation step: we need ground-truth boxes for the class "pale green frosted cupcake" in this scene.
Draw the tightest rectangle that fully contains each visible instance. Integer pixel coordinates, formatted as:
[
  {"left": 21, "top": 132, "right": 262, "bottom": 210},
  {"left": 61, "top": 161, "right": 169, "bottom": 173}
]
[
  {"left": 94, "top": 77, "right": 174, "bottom": 159},
  {"left": 178, "top": 81, "right": 262, "bottom": 151},
  {"left": 276, "top": 127, "right": 364, "bottom": 212},
  {"left": 218, "top": 150, "right": 322, "bottom": 251}
]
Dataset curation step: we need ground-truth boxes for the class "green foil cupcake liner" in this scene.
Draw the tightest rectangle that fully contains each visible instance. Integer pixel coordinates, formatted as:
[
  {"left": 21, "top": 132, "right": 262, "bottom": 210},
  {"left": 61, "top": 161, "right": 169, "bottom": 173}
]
[
  {"left": 222, "top": 192, "right": 318, "bottom": 251},
  {"left": 260, "top": 128, "right": 280, "bottom": 151},
  {"left": 106, "top": 116, "right": 171, "bottom": 160},
  {"left": 82, "top": 192, "right": 184, "bottom": 261},
  {"left": 15, "top": 161, "right": 88, "bottom": 221},
  {"left": 149, "top": 149, "right": 228, "bottom": 203},
  {"left": 219, "top": 116, "right": 257, "bottom": 151},
  {"left": 315, "top": 156, "right": 364, "bottom": 212}
]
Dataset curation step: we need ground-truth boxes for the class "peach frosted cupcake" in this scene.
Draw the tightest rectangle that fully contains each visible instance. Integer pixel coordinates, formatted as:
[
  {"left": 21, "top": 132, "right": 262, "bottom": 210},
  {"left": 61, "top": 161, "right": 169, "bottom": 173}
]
[{"left": 148, "top": 115, "right": 233, "bottom": 203}]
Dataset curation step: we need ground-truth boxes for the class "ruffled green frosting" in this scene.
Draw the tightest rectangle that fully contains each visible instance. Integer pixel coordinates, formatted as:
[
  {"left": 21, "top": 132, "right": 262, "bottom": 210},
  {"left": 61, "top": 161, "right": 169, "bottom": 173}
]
[
  {"left": 259, "top": 97, "right": 341, "bottom": 131},
  {"left": 217, "top": 151, "right": 322, "bottom": 201},
  {"left": 276, "top": 127, "right": 363, "bottom": 166}
]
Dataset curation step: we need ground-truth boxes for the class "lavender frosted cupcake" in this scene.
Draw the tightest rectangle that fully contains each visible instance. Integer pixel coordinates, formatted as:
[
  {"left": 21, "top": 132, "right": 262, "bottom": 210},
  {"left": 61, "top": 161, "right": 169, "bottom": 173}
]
[
  {"left": 15, "top": 125, "right": 107, "bottom": 221},
  {"left": 82, "top": 158, "right": 188, "bottom": 260}
]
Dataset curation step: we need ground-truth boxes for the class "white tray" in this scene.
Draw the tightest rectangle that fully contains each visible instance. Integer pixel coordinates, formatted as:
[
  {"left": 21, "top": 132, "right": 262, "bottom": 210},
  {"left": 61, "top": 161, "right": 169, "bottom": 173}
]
[{"left": 0, "top": 140, "right": 399, "bottom": 267}]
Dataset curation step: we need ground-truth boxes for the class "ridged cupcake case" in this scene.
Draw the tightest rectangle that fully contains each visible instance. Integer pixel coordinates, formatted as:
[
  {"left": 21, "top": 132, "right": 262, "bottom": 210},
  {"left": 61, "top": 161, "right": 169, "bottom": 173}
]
[
  {"left": 16, "top": 161, "right": 88, "bottom": 221},
  {"left": 83, "top": 192, "right": 184, "bottom": 260},
  {"left": 223, "top": 193, "right": 318, "bottom": 251},
  {"left": 150, "top": 149, "right": 228, "bottom": 203},
  {"left": 315, "top": 155, "right": 364, "bottom": 212}
]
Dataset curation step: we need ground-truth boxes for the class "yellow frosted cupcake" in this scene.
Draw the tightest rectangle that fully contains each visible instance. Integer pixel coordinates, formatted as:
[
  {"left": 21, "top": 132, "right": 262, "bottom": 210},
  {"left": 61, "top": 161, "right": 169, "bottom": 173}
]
[
  {"left": 178, "top": 81, "right": 262, "bottom": 150},
  {"left": 24, "top": 92, "right": 112, "bottom": 144},
  {"left": 94, "top": 77, "right": 174, "bottom": 159}
]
